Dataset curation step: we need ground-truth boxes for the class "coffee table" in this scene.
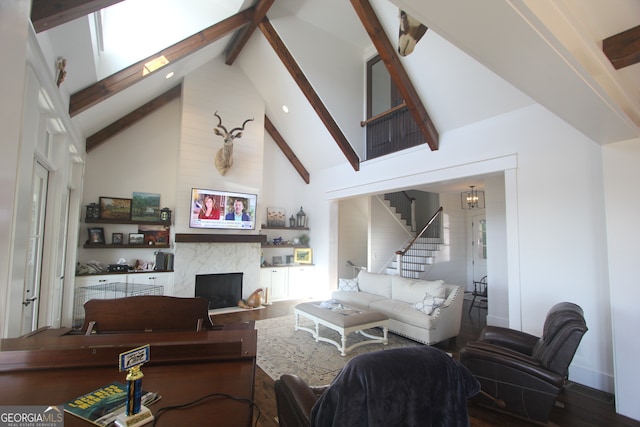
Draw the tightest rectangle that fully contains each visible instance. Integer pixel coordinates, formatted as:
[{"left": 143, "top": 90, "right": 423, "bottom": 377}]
[{"left": 294, "top": 301, "right": 389, "bottom": 356}]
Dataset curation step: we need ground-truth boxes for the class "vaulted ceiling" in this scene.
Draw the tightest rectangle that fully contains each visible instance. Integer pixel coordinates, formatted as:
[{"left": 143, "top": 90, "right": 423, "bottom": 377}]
[{"left": 32, "top": 0, "right": 640, "bottom": 183}]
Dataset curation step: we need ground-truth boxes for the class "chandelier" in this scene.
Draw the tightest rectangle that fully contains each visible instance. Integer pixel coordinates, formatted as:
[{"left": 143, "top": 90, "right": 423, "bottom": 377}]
[{"left": 461, "top": 185, "right": 485, "bottom": 210}]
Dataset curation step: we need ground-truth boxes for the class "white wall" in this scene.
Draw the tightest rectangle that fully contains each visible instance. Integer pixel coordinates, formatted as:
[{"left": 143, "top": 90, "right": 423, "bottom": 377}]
[
  {"left": 79, "top": 98, "right": 181, "bottom": 267},
  {"left": 0, "top": 0, "right": 31, "bottom": 337},
  {"left": 602, "top": 138, "right": 640, "bottom": 420},
  {"left": 315, "top": 104, "right": 613, "bottom": 392},
  {"left": 338, "top": 197, "right": 368, "bottom": 279},
  {"left": 424, "top": 192, "right": 469, "bottom": 288}
]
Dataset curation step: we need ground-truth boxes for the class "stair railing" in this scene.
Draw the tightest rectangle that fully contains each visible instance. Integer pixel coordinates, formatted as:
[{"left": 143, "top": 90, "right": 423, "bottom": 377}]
[{"left": 394, "top": 206, "right": 443, "bottom": 277}]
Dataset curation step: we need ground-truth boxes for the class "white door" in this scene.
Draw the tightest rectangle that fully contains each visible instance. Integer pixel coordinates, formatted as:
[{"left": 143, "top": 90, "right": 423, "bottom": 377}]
[
  {"left": 22, "top": 162, "right": 49, "bottom": 334},
  {"left": 472, "top": 215, "right": 487, "bottom": 283}
]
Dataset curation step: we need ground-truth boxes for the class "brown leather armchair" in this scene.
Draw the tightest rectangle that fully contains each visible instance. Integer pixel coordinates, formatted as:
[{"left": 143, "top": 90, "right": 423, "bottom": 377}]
[
  {"left": 275, "top": 346, "right": 480, "bottom": 427},
  {"left": 459, "top": 302, "right": 588, "bottom": 424}
]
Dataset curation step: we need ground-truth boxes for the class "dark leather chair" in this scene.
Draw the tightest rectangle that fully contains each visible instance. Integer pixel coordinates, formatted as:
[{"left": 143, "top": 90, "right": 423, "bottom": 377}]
[
  {"left": 459, "top": 302, "right": 587, "bottom": 424},
  {"left": 275, "top": 346, "right": 480, "bottom": 427}
]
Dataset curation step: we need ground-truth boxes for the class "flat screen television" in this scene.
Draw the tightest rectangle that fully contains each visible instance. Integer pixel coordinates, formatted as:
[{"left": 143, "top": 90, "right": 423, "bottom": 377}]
[{"left": 189, "top": 188, "right": 257, "bottom": 230}]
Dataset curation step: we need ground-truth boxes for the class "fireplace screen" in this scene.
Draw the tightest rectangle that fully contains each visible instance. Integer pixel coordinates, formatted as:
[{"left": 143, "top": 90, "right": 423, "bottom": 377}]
[{"left": 195, "top": 272, "right": 243, "bottom": 309}]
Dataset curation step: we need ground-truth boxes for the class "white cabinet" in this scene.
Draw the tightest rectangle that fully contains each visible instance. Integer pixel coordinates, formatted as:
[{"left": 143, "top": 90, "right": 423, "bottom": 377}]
[
  {"left": 127, "top": 272, "right": 174, "bottom": 295},
  {"left": 287, "top": 265, "right": 315, "bottom": 299},
  {"left": 260, "top": 265, "right": 316, "bottom": 301},
  {"left": 261, "top": 267, "right": 288, "bottom": 302},
  {"left": 74, "top": 274, "right": 119, "bottom": 288},
  {"left": 73, "top": 272, "right": 173, "bottom": 327}
]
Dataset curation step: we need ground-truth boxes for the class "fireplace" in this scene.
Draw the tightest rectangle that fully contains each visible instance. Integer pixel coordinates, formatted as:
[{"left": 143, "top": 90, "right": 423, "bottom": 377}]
[{"left": 195, "top": 272, "right": 243, "bottom": 309}]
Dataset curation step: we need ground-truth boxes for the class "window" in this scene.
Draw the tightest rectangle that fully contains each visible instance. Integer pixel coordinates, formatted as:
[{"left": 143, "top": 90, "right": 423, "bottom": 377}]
[{"left": 364, "top": 56, "right": 422, "bottom": 160}]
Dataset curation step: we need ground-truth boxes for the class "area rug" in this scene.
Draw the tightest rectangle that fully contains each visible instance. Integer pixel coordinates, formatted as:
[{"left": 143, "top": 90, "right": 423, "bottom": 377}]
[{"left": 255, "top": 315, "right": 421, "bottom": 385}]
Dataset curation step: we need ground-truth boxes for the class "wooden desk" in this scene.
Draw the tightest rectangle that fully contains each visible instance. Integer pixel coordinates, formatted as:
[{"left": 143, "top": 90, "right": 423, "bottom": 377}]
[{"left": 0, "top": 329, "right": 257, "bottom": 427}]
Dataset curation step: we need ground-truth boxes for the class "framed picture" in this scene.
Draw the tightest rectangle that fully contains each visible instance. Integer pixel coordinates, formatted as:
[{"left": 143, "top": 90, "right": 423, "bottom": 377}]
[
  {"left": 139, "top": 224, "right": 169, "bottom": 245},
  {"left": 293, "top": 247, "right": 312, "bottom": 264},
  {"left": 128, "top": 233, "right": 145, "bottom": 245},
  {"left": 99, "top": 197, "right": 132, "bottom": 220},
  {"left": 112, "top": 233, "right": 123, "bottom": 245},
  {"left": 87, "top": 227, "right": 105, "bottom": 245},
  {"left": 131, "top": 192, "right": 161, "bottom": 222},
  {"left": 266, "top": 207, "right": 286, "bottom": 227}
]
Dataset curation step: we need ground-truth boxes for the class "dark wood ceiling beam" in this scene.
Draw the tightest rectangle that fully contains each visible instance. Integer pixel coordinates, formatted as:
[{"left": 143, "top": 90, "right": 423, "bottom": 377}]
[
  {"left": 31, "top": 0, "right": 125, "bottom": 33},
  {"left": 69, "top": 9, "right": 253, "bottom": 117},
  {"left": 259, "top": 17, "right": 360, "bottom": 171},
  {"left": 350, "top": 0, "right": 439, "bottom": 151},
  {"left": 225, "top": 0, "right": 275, "bottom": 65},
  {"left": 264, "top": 115, "right": 310, "bottom": 184},
  {"left": 603, "top": 25, "right": 640, "bottom": 69},
  {"left": 86, "top": 84, "right": 182, "bottom": 153}
]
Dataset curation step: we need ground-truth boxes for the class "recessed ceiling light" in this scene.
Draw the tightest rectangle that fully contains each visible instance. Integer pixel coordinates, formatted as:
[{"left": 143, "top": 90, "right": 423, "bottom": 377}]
[
  {"left": 282, "top": 105, "right": 289, "bottom": 113},
  {"left": 165, "top": 71, "right": 174, "bottom": 79}
]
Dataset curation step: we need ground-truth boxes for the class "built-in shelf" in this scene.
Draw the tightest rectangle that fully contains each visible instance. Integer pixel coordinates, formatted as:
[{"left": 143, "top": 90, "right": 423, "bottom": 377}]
[
  {"left": 83, "top": 243, "right": 170, "bottom": 249},
  {"left": 85, "top": 218, "right": 171, "bottom": 226},
  {"left": 261, "top": 244, "right": 309, "bottom": 248},
  {"left": 175, "top": 233, "right": 267, "bottom": 243},
  {"left": 261, "top": 225, "right": 309, "bottom": 231}
]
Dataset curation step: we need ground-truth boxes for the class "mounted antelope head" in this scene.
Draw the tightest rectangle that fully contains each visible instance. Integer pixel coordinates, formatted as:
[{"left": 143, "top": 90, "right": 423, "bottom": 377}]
[
  {"left": 213, "top": 111, "right": 254, "bottom": 176},
  {"left": 398, "top": 10, "right": 428, "bottom": 57}
]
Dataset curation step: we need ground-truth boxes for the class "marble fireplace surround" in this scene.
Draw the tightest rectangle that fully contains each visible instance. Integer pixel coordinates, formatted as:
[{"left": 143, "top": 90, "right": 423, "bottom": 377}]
[{"left": 172, "top": 235, "right": 264, "bottom": 300}]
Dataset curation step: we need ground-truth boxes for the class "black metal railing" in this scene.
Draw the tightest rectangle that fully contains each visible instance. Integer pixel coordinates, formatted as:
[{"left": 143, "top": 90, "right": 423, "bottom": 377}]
[
  {"left": 395, "top": 207, "right": 443, "bottom": 276},
  {"left": 363, "top": 104, "right": 422, "bottom": 160}
]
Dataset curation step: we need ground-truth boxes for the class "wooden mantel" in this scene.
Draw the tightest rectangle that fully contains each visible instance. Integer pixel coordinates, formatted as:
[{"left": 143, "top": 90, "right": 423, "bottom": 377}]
[{"left": 175, "top": 233, "right": 267, "bottom": 243}]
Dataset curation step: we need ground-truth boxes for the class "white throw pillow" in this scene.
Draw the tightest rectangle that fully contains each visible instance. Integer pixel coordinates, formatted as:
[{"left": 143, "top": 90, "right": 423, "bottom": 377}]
[
  {"left": 392, "top": 276, "right": 445, "bottom": 303},
  {"left": 412, "top": 292, "right": 446, "bottom": 315},
  {"left": 338, "top": 278, "right": 359, "bottom": 292}
]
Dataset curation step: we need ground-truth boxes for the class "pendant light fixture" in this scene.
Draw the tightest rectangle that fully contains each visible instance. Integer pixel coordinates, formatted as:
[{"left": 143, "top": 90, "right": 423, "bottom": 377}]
[{"left": 461, "top": 185, "right": 485, "bottom": 210}]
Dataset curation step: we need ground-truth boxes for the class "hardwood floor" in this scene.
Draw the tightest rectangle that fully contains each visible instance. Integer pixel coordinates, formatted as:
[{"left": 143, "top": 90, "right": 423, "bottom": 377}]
[{"left": 214, "top": 299, "right": 639, "bottom": 427}]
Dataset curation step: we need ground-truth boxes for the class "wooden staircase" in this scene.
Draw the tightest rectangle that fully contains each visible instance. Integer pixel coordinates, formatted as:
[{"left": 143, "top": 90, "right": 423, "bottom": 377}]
[
  {"left": 380, "top": 195, "right": 443, "bottom": 279},
  {"left": 385, "top": 236, "right": 441, "bottom": 278}
]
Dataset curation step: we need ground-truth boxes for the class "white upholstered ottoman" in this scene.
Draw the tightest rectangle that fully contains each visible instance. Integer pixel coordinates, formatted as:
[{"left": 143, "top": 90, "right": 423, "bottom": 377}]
[{"left": 294, "top": 301, "right": 389, "bottom": 356}]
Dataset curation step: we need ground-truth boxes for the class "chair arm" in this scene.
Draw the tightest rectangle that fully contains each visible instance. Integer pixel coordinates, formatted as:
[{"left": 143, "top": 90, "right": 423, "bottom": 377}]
[
  {"left": 460, "top": 343, "right": 565, "bottom": 388},
  {"left": 274, "top": 375, "right": 326, "bottom": 427},
  {"left": 479, "top": 326, "right": 540, "bottom": 355}
]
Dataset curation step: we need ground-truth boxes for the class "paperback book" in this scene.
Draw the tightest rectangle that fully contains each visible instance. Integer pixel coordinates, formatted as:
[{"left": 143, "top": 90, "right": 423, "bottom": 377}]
[{"left": 63, "top": 382, "right": 160, "bottom": 426}]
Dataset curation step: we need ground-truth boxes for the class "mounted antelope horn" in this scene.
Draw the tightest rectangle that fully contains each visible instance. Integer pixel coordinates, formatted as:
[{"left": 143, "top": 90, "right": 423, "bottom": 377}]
[
  {"left": 213, "top": 111, "right": 229, "bottom": 135},
  {"left": 212, "top": 112, "right": 254, "bottom": 176},
  {"left": 229, "top": 117, "right": 254, "bottom": 135}
]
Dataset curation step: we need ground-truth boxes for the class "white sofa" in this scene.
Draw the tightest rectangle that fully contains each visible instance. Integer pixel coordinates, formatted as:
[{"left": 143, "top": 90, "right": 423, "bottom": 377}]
[{"left": 331, "top": 270, "right": 464, "bottom": 345}]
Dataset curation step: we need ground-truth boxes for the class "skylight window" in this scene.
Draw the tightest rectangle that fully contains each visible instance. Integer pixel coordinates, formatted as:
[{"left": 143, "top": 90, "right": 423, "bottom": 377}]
[{"left": 95, "top": 0, "right": 243, "bottom": 79}]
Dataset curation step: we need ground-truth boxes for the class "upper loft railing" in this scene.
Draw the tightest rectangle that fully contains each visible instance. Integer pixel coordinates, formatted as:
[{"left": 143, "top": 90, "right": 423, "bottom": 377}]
[
  {"left": 361, "top": 103, "right": 423, "bottom": 160},
  {"left": 395, "top": 207, "right": 443, "bottom": 277}
]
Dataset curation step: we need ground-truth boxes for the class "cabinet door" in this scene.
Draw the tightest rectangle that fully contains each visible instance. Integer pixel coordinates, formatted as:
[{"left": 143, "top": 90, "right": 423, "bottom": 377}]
[
  {"left": 127, "top": 273, "right": 171, "bottom": 295},
  {"left": 74, "top": 275, "right": 114, "bottom": 288},
  {"left": 287, "top": 266, "right": 315, "bottom": 299},
  {"left": 267, "top": 268, "right": 288, "bottom": 301}
]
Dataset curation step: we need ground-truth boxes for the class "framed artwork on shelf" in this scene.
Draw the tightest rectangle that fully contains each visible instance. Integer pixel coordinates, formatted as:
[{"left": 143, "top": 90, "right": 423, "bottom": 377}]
[
  {"left": 139, "top": 224, "right": 169, "bottom": 245},
  {"left": 128, "top": 233, "right": 145, "bottom": 245},
  {"left": 131, "top": 192, "right": 161, "bottom": 222},
  {"left": 266, "top": 207, "right": 286, "bottom": 227},
  {"left": 87, "top": 227, "right": 105, "bottom": 245},
  {"left": 293, "top": 247, "right": 312, "bottom": 264},
  {"left": 99, "top": 197, "right": 132, "bottom": 220},
  {"left": 112, "top": 233, "right": 123, "bottom": 245}
]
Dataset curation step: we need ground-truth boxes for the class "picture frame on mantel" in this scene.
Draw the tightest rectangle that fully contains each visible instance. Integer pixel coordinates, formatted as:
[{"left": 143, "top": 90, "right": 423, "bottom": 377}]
[{"left": 294, "top": 247, "right": 312, "bottom": 264}]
